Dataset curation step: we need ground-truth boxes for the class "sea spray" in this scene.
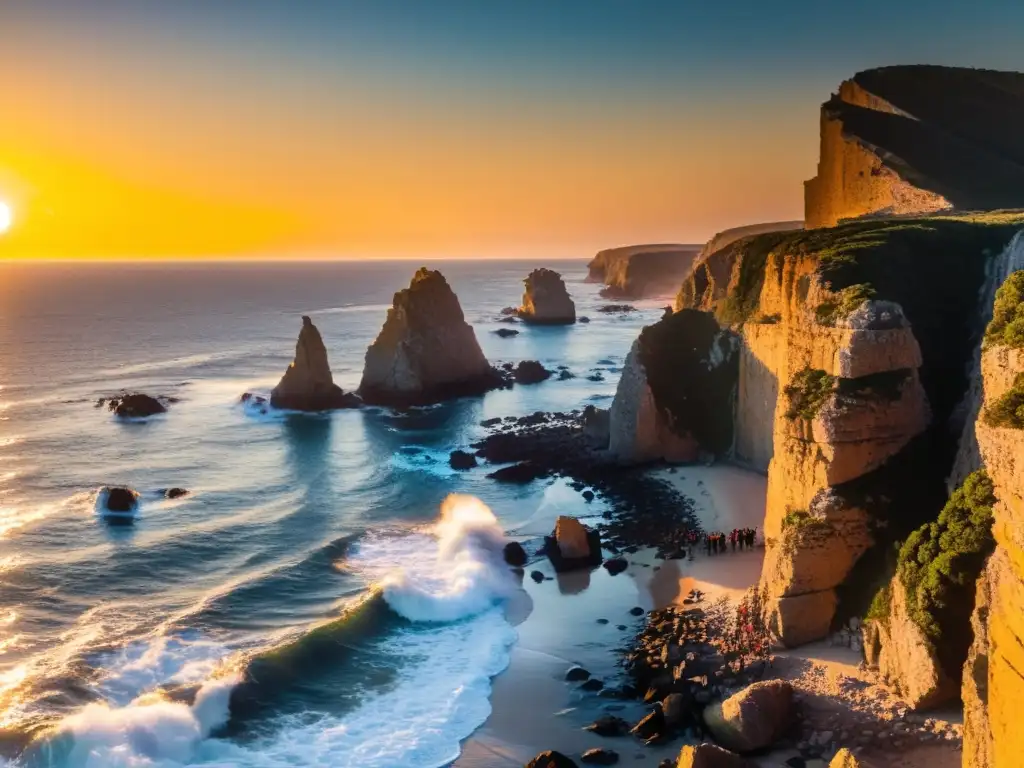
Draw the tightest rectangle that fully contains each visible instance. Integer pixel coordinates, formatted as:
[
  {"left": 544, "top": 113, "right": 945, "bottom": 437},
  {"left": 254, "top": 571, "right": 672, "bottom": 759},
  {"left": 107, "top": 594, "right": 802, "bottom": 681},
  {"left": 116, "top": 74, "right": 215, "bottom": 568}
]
[{"left": 378, "top": 494, "right": 519, "bottom": 622}]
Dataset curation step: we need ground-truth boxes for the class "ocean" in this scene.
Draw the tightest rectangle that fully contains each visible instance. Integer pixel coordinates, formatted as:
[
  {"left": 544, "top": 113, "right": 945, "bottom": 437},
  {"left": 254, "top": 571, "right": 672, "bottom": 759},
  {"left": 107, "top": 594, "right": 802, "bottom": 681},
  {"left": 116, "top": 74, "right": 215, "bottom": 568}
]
[{"left": 0, "top": 259, "right": 669, "bottom": 767}]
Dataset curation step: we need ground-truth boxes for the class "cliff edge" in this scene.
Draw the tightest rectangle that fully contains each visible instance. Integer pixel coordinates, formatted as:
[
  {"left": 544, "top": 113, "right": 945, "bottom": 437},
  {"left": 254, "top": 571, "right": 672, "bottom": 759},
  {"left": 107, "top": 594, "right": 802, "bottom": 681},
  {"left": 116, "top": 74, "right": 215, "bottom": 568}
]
[{"left": 587, "top": 244, "right": 702, "bottom": 299}]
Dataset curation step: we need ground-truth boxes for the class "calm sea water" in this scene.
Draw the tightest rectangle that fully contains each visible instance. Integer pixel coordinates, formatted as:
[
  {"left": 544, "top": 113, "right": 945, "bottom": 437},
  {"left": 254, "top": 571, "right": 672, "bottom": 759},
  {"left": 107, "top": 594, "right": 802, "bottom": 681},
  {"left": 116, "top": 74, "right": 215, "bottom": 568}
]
[{"left": 0, "top": 259, "right": 668, "bottom": 767}]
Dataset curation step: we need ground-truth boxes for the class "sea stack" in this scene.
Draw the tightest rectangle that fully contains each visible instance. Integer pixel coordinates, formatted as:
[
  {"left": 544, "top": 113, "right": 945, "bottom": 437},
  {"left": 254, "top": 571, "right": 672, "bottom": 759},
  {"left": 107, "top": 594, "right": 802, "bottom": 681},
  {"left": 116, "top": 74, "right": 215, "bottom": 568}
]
[
  {"left": 270, "top": 316, "right": 359, "bottom": 411},
  {"left": 359, "top": 268, "right": 504, "bottom": 405},
  {"left": 518, "top": 268, "right": 576, "bottom": 325}
]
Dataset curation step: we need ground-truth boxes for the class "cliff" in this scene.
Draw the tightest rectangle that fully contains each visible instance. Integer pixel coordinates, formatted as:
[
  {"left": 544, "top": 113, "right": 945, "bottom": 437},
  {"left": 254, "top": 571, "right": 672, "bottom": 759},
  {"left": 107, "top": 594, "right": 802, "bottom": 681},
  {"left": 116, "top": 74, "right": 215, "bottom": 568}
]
[
  {"left": 518, "top": 268, "right": 575, "bottom": 325},
  {"left": 270, "top": 316, "right": 360, "bottom": 411},
  {"left": 359, "top": 268, "right": 505, "bottom": 406},
  {"left": 587, "top": 244, "right": 702, "bottom": 299},
  {"left": 698, "top": 221, "right": 803, "bottom": 262},
  {"left": 804, "top": 66, "right": 1024, "bottom": 228},
  {"left": 962, "top": 265, "right": 1024, "bottom": 767},
  {"left": 669, "top": 214, "right": 1024, "bottom": 649}
]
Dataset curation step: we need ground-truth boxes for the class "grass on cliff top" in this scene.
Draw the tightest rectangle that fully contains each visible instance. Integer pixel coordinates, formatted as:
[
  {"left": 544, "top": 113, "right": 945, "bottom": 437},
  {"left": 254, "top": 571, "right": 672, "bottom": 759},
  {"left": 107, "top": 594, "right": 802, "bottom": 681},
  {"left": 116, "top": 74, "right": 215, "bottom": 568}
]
[
  {"left": 983, "top": 371, "right": 1024, "bottom": 429},
  {"left": 783, "top": 368, "right": 836, "bottom": 420},
  {"left": 897, "top": 470, "right": 996, "bottom": 657},
  {"left": 866, "top": 582, "right": 892, "bottom": 624},
  {"left": 985, "top": 270, "right": 1024, "bottom": 348}
]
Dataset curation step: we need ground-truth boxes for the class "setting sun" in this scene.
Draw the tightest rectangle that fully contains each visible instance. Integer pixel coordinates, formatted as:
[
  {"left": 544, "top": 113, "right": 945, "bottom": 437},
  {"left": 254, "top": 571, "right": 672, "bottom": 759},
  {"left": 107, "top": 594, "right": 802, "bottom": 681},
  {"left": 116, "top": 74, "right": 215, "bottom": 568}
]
[{"left": 0, "top": 202, "right": 12, "bottom": 235}]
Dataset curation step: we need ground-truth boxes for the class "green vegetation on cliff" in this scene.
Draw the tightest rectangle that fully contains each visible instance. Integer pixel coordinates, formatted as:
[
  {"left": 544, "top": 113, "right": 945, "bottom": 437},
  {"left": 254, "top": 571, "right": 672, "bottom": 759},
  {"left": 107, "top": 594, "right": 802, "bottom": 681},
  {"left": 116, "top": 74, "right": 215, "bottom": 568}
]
[
  {"left": 984, "top": 269, "right": 1024, "bottom": 348},
  {"left": 815, "top": 283, "right": 876, "bottom": 326},
  {"left": 983, "top": 372, "right": 1024, "bottom": 429},
  {"left": 783, "top": 368, "right": 836, "bottom": 420},
  {"left": 896, "top": 470, "right": 996, "bottom": 659},
  {"left": 866, "top": 583, "right": 891, "bottom": 624},
  {"left": 716, "top": 232, "right": 792, "bottom": 325},
  {"left": 782, "top": 508, "right": 832, "bottom": 533}
]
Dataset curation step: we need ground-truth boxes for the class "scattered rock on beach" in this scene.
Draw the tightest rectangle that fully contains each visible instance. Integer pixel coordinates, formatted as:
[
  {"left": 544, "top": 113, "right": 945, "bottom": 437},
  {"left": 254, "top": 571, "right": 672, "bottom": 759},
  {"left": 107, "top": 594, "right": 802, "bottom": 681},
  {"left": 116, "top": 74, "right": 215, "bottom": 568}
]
[
  {"left": 565, "top": 666, "right": 591, "bottom": 682},
  {"left": 603, "top": 558, "right": 628, "bottom": 575},
  {"left": 526, "top": 752, "right": 579, "bottom": 768},
  {"left": 580, "top": 678, "right": 604, "bottom": 692},
  {"left": 556, "top": 516, "right": 591, "bottom": 559},
  {"left": 676, "top": 743, "right": 754, "bottom": 767},
  {"left": 106, "top": 393, "right": 167, "bottom": 418},
  {"left": 584, "top": 714, "right": 630, "bottom": 737},
  {"left": 629, "top": 607, "right": 645, "bottom": 616},
  {"left": 448, "top": 450, "right": 478, "bottom": 470},
  {"left": 630, "top": 706, "right": 665, "bottom": 740},
  {"left": 531, "top": 570, "right": 545, "bottom": 583},
  {"left": 703, "top": 680, "right": 795, "bottom": 753},
  {"left": 503, "top": 541, "right": 527, "bottom": 567},
  {"left": 582, "top": 490, "right": 595, "bottom": 502},
  {"left": 493, "top": 328, "right": 519, "bottom": 338}
]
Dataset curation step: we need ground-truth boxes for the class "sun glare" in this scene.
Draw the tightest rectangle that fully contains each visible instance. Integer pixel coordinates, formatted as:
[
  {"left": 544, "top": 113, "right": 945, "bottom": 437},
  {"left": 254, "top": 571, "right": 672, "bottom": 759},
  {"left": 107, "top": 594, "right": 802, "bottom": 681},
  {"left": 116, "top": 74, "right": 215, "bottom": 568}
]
[{"left": 0, "top": 203, "right": 12, "bottom": 235}]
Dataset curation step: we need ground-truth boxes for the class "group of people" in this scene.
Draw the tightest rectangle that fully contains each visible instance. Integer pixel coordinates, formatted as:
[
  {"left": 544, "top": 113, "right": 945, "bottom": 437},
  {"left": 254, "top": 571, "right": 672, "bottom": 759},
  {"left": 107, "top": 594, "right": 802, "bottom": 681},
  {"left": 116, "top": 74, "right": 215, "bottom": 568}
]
[{"left": 703, "top": 527, "right": 757, "bottom": 555}]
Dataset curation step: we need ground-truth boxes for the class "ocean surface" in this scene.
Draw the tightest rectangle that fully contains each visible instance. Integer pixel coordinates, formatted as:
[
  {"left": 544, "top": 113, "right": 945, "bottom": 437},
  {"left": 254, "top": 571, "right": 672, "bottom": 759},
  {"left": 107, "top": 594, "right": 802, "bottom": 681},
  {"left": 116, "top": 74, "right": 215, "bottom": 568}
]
[{"left": 0, "top": 259, "right": 669, "bottom": 767}]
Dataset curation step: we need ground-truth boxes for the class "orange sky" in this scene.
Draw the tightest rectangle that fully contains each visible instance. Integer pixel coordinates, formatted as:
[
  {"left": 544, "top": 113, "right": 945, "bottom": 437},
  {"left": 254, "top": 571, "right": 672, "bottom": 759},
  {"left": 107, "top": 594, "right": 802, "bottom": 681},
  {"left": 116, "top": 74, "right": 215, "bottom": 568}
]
[{"left": 0, "top": 5, "right": 833, "bottom": 259}]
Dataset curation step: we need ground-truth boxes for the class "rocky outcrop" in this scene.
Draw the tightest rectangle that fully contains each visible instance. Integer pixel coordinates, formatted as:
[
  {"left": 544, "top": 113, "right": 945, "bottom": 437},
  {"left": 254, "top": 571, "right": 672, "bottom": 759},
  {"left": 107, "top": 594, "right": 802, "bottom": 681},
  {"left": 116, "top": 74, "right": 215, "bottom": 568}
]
[
  {"left": 861, "top": 573, "right": 956, "bottom": 709},
  {"left": 99, "top": 486, "right": 139, "bottom": 516},
  {"left": 105, "top": 393, "right": 167, "bottom": 418},
  {"left": 546, "top": 516, "right": 601, "bottom": 571},
  {"left": 518, "top": 268, "right": 575, "bottom": 324},
  {"left": 672, "top": 215, "right": 1024, "bottom": 647},
  {"left": 270, "top": 316, "right": 359, "bottom": 411},
  {"left": 587, "top": 244, "right": 702, "bottom": 299},
  {"left": 676, "top": 744, "right": 754, "bottom": 768},
  {"left": 608, "top": 310, "right": 738, "bottom": 465},
  {"left": 702, "top": 680, "right": 794, "bottom": 753},
  {"left": 359, "top": 268, "right": 504, "bottom": 405},
  {"left": 805, "top": 66, "right": 1024, "bottom": 228}
]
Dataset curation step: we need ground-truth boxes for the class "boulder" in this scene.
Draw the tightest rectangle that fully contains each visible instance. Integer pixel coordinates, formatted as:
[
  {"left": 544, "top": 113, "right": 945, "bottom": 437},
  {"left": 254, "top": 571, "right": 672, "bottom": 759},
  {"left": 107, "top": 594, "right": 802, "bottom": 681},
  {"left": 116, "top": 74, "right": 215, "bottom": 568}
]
[
  {"left": 556, "top": 516, "right": 592, "bottom": 560},
  {"left": 702, "top": 680, "right": 794, "bottom": 753},
  {"left": 518, "top": 268, "right": 576, "bottom": 325},
  {"left": 503, "top": 541, "right": 528, "bottom": 567},
  {"left": 630, "top": 706, "right": 666, "bottom": 740},
  {"left": 580, "top": 748, "right": 619, "bottom": 765},
  {"left": 676, "top": 743, "right": 754, "bottom": 768},
  {"left": 565, "top": 666, "right": 591, "bottom": 681},
  {"left": 359, "top": 268, "right": 504, "bottom": 405},
  {"left": 526, "top": 752, "right": 579, "bottom": 768},
  {"left": 584, "top": 714, "right": 629, "bottom": 736},
  {"left": 448, "top": 450, "right": 478, "bottom": 470},
  {"left": 101, "top": 486, "right": 139, "bottom": 514},
  {"left": 603, "top": 558, "right": 628, "bottom": 576},
  {"left": 162, "top": 488, "right": 189, "bottom": 499},
  {"left": 106, "top": 393, "right": 166, "bottom": 418},
  {"left": 828, "top": 750, "right": 865, "bottom": 768},
  {"left": 515, "top": 360, "right": 552, "bottom": 384},
  {"left": 271, "top": 316, "right": 360, "bottom": 411},
  {"left": 493, "top": 327, "right": 519, "bottom": 338}
]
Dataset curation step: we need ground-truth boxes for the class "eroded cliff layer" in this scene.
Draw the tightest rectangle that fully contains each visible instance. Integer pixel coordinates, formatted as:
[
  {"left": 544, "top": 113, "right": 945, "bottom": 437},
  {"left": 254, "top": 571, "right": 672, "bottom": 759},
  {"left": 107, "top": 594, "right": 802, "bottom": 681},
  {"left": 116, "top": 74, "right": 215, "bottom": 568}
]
[
  {"left": 804, "top": 65, "right": 1024, "bottom": 228},
  {"left": 675, "top": 214, "right": 1024, "bottom": 647},
  {"left": 587, "top": 244, "right": 701, "bottom": 299}
]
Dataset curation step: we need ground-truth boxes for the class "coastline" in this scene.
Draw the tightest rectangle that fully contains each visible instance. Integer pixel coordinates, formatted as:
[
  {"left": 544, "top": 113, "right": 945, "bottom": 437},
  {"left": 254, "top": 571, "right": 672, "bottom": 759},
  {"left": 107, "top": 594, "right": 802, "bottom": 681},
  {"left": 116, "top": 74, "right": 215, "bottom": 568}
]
[{"left": 455, "top": 464, "right": 767, "bottom": 767}]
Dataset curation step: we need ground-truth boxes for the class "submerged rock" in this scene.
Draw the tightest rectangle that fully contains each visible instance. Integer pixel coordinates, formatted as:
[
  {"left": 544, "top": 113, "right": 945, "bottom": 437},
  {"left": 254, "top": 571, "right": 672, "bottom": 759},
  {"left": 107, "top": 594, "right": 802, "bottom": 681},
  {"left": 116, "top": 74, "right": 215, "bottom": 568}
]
[
  {"left": 448, "top": 450, "right": 478, "bottom": 470},
  {"left": 271, "top": 316, "right": 360, "bottom": 411},
  {"left": 106, "top": 393, "right": 167, "bottom": 418},
  {"left": 518, "top": 268, "right": 576, "bottom": 325},
  {"left": 101, "top": 486, "right": 139, "bottom": 514},
  {"left": 514, "top": 360, "right": 552, "bottom": 385},
  {"left": 162, "top": 488, "right": 189, "bottom": 499},
  {"left": 493, "top": 327, "right": 519, "bottom": 338},
  {"left": 359, "top": 268, "right": 505, "bottom": 405},
  {"left": 702, "top": 680, "right": 794, "bottom": 753}
]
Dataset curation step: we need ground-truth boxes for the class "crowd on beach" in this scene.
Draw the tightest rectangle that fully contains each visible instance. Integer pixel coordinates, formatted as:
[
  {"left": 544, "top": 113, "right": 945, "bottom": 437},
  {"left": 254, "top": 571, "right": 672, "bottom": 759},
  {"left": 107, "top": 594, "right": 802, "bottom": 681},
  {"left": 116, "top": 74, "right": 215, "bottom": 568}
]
[{"left": 669, "top": 527, "right": 759, "bottom": 559}]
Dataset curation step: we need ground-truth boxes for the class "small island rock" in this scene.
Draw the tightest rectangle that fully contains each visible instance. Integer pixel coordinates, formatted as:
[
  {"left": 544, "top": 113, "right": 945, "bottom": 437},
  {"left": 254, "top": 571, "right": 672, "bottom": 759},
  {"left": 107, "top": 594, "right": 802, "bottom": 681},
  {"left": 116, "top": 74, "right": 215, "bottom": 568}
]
[
  {"left": 101, "top": 486, "right": 139, "bottom": 514},
  {"left": 271, "top": 316, "right": 360, "bottom": 411},
  {"left": 448, "top": 450, "right": 478, "bottom": 470},
  {"left": 514, "top": 360, "right": 552, "bottom": 385},
  {"left": 107, "top": 393, "right": 167, "bottom": 419},
  {"left": 359, "top": 268, "right": 505, "bottom": 405},
  {"left": 518, "top": 268, "right": 576, "bottom": 325}
]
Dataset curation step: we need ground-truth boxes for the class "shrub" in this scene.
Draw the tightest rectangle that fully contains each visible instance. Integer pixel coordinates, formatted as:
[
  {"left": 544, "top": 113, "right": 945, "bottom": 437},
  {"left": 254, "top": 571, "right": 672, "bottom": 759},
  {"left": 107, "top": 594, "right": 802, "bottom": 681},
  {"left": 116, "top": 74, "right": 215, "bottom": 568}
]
[
  {"left": 896, "top": 471, "right": 996, "bottom": 649},
  {"left": 866, "top": 583, "right": 891, "bottom": 624},
  {"left": 983, "top": 372, "right": 1024, "bottom": 428},
  {"left": 985, "top": 270, "right": 1024, "bottom": 348},
  {"left": 784, "top": 368, "right": 836, "bottom": 420},
  {"left": 816, "top": 283, "right": 877, "bottom": 326}
]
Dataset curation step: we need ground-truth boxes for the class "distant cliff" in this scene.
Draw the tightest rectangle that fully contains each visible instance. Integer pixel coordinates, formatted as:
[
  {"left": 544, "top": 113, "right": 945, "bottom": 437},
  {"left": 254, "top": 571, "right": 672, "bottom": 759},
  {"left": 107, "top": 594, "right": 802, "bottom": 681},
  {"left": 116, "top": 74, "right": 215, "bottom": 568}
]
[
  {"left": 805, "top": 66, "right": 1024, "bottom": 228},
  {"left": 698, "top": 221, "right": 803, "bottom": 261},
  {"left": 586, "top": 244, "right": 701, "bottom": 299}
]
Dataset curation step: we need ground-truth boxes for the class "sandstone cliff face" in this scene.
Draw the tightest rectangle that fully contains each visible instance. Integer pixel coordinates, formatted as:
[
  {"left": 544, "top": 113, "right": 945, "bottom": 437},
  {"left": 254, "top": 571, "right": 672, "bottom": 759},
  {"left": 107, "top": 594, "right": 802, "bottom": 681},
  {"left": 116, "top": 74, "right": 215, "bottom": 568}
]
[
  {"left": 587, "top": 244, "right": 701, "bottom": 299},
  {"left": 965, "top": 336, "right": 1024, "bottom": 767},
  {"left": 861, "top": 573, "right": 956, "bottom": 709},
  {"left": 271, "top": 316, "right": 359, "bottom": 411},
  {"left": 359, "top": 268, "right": 503, "bottom": 406},
  {"left": 518, "top": 268, "right": 575, "bottom": 325},
  {"left": 804, "top": 66, "right": 1024, "bottom": 228},
  {"left": 674, "top": 216, "right": 1024, "bottom": 648},
  {"left": 608, "top": 310, "right": 737, "bottom": 465}
]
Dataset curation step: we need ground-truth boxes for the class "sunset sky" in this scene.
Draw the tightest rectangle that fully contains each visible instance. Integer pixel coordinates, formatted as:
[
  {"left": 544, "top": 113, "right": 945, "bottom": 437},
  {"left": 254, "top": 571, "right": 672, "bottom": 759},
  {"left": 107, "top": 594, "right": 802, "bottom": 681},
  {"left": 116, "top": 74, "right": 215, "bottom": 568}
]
[{"left": 1, "top": 1, "right": 1023, "bottom": 259}]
